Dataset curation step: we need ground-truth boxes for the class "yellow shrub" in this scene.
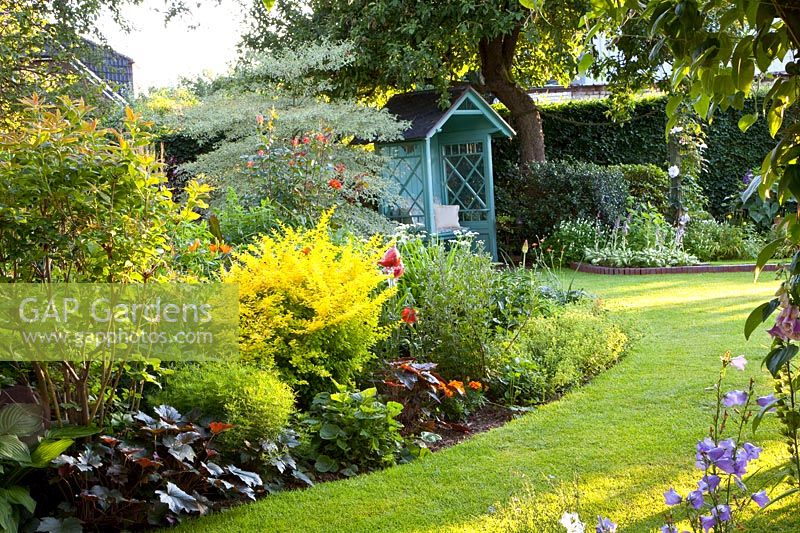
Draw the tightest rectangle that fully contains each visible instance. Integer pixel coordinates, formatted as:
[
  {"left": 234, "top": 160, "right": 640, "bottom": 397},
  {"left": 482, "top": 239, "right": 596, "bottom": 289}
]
[{"left": 223, "top": 210, "right": 396, "bottom": 403}]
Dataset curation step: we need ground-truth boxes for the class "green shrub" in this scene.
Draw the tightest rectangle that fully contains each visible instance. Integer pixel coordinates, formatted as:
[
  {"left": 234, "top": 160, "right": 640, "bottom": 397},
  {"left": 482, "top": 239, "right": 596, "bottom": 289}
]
[
  {"left": 302, "top": 386, "right": 404, "bottom": 476},
  {"left": 495, "top": 160, "right": 627, "bottom": 249},
  {"left": 216, "top": 189, "right": 278, "bottom": 246},
  {"left": 490, "top": 304, "right": 629, "bottom": 405},
  {"left": 153, "top": 362, "right": 295, "bottom": 446},
  {"left": 683, "top": 219, "right": 764, "bottom": 261},
  {"left": 543, "top": 218, "right": 604, "bottom": 264},
  {"left": 614, "top": 164, "right": 670, "bottom": 215},
  {"left": 384, "top": 234, "right": 499, "bottom": 379}
]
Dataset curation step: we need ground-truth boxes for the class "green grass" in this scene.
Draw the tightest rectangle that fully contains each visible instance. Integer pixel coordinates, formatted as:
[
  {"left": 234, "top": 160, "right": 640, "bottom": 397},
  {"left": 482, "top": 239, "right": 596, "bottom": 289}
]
[{"left": 177, "top": 272, "right": 800, "bottom": 532}]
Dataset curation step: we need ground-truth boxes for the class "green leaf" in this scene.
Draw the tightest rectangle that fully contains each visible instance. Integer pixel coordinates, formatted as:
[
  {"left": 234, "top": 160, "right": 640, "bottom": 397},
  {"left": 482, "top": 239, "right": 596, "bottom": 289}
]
[
  {"left": 314, "top": 454, "right": 338, "bottom": 473},
  {"left": 44, "top": 425, "right": 99, "bottom": 439},
  {"left": 738, "top": 113, "right": 758, "bottom": 132},
  {"left": 0, "top": 434, "right": 30, "bottom": 463},
  {"left": 665, "top": 94, "right": 682, "bottom": 117},
  {"left": 0, "top": 497, "right": 17, "bottom": 533},
  {"left": 744, "top": 298, "right": 780, "bottom": 340},
  {"left": 751, "top": 395, "right": 779, "bottom": 433},
  {"left": 207, "top": 214, "right": 223, "bottom": 243},
  {"left": 261, "top": 0, "right": 275, "bottom": 12},
  {"left": 577, "top": 53, "right": 593, "bottom": 75},
  {"left": 764, "top": 344, "right": 799, "bottom": 377},
  {"left": 519, "top": 0, "right": 543, "bottom": 9},
  {"left": 30, "top": 439, "right": 74, "bottom": 467},
  {"left": 0, "top": 487, "right": 35, "bottom": 514},
  {"left": 755, "top": 239, "right": 783, "bottom": 280},
  {"left": 0, "top": 403, "right": 42, "bottom": 437},
  {"left": 319, "top": 423, "right": 342, "bottom": 440},
  {"left": 36, "top": 516, "right": 85, "bottom": 533}
]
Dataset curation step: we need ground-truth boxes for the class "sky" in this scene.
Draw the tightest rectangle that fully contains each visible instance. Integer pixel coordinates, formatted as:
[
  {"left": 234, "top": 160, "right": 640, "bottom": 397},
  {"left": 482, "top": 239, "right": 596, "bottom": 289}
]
[{"left": 96, "top": 1, "right": 246, "bottom": 94}]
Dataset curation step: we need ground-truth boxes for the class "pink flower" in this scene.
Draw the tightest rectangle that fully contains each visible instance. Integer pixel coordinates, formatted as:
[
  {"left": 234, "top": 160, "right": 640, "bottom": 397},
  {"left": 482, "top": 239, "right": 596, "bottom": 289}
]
[
  {"left": 256, "top": 114, "right": 264, "bottom": 125},
  {"left": 768, "top": 304, "right": 800, "bottom": 341},
  {"left": 729, "top": 355, "right": 747, "bottom": 371}
]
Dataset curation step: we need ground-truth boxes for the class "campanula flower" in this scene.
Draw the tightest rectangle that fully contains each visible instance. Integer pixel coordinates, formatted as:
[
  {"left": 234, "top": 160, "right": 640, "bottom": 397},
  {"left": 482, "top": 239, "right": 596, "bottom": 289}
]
[
  {"left": 700, "top": 515, "right": 716, "bottom": 532},
  {"left": 751, "top": 490, "right": 770, "bottom": 508},
  {"left": 595, "top": 516, "right": 616, "bottom": 533},
  {"left": 722, "top": 390, "right": 748, "bottom": 407},
  {"left": 729, "top": 355, "right": 747, "bottom": 370},
  {"left": 713, "top": 504, "right": 731, "bottom": 522},
  {"left": 664, "top": 488, "right": 682, "bottom": 506},
  {"left": 698, "top": 474, "right": 720, "bottom": 493},
  {"left": 687, "top": 490, "right": 705, "bottom": 510},
  {"left": 757, "top": 394, "right": 777, "bottom": 412}
]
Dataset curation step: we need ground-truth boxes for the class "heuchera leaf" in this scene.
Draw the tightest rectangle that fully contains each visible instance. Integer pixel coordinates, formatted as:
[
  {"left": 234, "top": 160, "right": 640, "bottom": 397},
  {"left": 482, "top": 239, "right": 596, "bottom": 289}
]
[
  {"left": 155, "top": 482, "right": 204, "bottom": 515},
  {"left": 226, "top": 465, "right": 262, "bottom": 488}
]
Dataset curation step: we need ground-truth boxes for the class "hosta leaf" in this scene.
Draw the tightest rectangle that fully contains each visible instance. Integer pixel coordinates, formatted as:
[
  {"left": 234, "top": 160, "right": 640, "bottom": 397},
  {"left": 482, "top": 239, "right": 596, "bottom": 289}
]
[
  {"left": 30, "top": 439, "right": 74, "bottom": 467},
  {"left": 0, "top": 434, "right": 31, "bottom": 463},
  {"left": 0, "top": 497, "right": 16, "bottom": 533},
  {"left": 45, "top": 425, "right": 99, "bottom": 439},
  {"left": 0, "top": 486, "right": 35, "bottom": 513},
  {"left": 0, "top": 403, "right": 42, "bottom": 437}
]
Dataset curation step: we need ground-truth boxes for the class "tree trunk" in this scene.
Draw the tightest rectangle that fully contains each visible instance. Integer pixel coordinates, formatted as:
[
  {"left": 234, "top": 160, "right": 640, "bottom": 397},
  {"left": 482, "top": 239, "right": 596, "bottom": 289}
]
[{"left": 478, "top": 29, "right": 546, "bottom": 166}]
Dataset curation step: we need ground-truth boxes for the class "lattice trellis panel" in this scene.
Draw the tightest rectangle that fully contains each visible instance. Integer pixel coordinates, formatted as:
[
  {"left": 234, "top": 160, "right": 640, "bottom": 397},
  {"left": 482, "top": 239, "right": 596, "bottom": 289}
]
[
  {"left": 443, "top": 142, "right": 488, "bottom": 221},
  {"left": 382, "top": 145, "right": 425, "bottom": 224}
]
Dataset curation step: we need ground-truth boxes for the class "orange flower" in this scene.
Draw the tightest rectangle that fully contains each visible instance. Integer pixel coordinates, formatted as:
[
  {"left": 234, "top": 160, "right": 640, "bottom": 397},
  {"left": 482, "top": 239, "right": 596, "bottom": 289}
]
[
  {"left": 300, "top": 246, "right": 312, "bottom": 255},
  {"left": 219, "top": 243, "right": 232, "bottom": 254},
  {"left": 209, "top": 243, "right": 219, "bottom": 253},
  {"left": 328, "top": 178, "right": 343, "bottom": 190},
  {"left": 209, "top": 422, "right": 235, "bottom": 434},
  {"left": 187, "top": 239, "right": 200, "bottom": 252},
  {"left": 468, "top": 381, "right": 482, "bottom": 391},
  {"left": 315, "top": 133, "right": 326, "bottom": 143},
  {"left": 443, "top": 387, "right": 454, "bottom": 398},
  {"left": 246, "top": 160, "right": 255, "bottom": 168},
  {"left": 448, "top": 380, "right": 465, "bottom": 395}
]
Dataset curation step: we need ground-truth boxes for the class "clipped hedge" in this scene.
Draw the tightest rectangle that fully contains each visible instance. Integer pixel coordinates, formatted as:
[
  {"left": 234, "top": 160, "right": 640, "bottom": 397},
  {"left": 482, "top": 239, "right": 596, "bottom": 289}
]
[
  {"left": 493, "top": 96, "right": 776, "bottom": 215},
  {"left": 495, "top": 160, "right": 627, "bottom": 249}
]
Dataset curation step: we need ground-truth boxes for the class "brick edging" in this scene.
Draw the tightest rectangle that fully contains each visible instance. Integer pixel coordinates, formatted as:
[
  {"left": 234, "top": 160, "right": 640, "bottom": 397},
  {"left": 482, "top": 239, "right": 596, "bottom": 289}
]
[{"left": 569, "top": 262, "right": 781, "bottom": 275}]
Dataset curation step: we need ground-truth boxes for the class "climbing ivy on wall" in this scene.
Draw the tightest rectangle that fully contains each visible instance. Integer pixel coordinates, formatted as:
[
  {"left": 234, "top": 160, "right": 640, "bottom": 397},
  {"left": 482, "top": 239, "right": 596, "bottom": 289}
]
[{"left": 493, "top": 95, "right": 777, "bottom": 216}]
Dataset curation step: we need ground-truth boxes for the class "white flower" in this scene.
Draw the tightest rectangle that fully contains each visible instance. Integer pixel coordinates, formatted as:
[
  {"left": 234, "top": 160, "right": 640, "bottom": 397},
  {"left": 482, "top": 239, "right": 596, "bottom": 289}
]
[
  {"left": 560, "top": 511, "right": 585, "bottom": 533},
  {"left": 669, "top": 126, "right": 684, "bottom": 134},
  {"left": 668, "top": 165, "right": 680, "bottom": 178}
]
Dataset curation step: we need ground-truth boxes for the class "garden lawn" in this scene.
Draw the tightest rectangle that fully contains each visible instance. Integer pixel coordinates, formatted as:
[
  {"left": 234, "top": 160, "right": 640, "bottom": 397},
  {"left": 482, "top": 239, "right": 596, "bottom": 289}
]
[{"left": 176, "top": 271, "right": 800, "bottom": 532}]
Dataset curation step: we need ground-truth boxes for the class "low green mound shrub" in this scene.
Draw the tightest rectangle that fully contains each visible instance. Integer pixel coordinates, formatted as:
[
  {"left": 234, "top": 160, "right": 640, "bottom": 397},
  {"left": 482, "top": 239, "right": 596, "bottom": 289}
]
[
  {"left": 683, "top": 219, "right": 764, "bottom": 261},
  {"left": 495, "top": 160, "right": 627, "bottom": 249},
  {"left": 302, "top": 386, "right": 404, "bottom": 476},
  {"left": 490, "top": 303, "right": 629, "bottom": 405},
  {"left": 153, "top": 362, "right": 295, "bottom": 446},
  {"left": 543, "top": 218, "right": 604, "bottom": 264}
]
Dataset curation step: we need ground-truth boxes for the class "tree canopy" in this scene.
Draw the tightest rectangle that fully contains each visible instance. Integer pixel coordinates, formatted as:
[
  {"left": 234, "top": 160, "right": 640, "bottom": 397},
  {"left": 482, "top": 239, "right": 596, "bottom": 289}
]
[{"left": 242, "top": 0, "right": 592, "bottom": 165}]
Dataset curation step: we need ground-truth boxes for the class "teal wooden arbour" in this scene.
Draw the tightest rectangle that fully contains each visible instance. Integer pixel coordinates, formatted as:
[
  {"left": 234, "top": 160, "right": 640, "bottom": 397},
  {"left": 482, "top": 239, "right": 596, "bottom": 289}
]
[{"left": 376, "top": 85, "right": 515, "bottom": 260}]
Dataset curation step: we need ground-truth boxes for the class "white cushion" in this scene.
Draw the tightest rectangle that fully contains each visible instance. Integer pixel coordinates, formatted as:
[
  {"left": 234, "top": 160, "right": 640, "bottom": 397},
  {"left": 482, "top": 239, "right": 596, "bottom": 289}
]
[{"left": 434, "top": 204, "right": 460, "bottom": 232}]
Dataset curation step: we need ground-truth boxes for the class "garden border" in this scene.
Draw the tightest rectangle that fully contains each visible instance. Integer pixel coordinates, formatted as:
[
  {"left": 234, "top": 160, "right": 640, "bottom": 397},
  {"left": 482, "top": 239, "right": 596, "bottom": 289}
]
[{"left": 569, "top": 262, "right": 781, "bottom": 275}]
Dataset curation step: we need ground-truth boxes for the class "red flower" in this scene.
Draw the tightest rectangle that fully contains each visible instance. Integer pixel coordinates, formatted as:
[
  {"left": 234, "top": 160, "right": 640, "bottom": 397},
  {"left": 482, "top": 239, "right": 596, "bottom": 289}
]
[
  {"left": 328, "top": 178, "right": 343, "bottom": 190},
  {"left": 302, "top": 136, "right": 311, "bottom": 144},
  {"left": 401, "top": 307, "right": 418, "bottom": 324},
  {"left": 246, "top": 160, "right": 255, "bottom": 168},
  {"left": 257, "top": 149, "right": 265, "bottom": 157},
  {"left": 391, "top": 262, "right": 405, "bottom": 278},
  {"left": 291, "top": 137, "right": 300, "bottom": 147},
  {"left": 378, "top": 246, "right": 401, "bottom": 268},
  {"left": 315, "top": 133, "right": 326, "bottom": 142}
]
